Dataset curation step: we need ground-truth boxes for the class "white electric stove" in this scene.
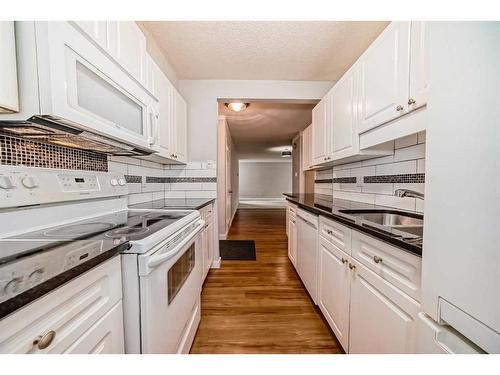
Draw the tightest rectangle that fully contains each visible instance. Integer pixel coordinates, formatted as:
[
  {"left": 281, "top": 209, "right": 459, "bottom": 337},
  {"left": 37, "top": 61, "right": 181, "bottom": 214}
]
[{"left": 0, "top": 166, "right": 204, "bottom": 354}]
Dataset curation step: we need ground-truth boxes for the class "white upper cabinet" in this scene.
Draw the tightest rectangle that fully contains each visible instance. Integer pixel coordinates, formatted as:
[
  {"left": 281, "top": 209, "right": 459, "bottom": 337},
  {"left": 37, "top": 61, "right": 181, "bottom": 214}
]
[
  {"left": 72, "top": 21, "right": 109, "bottom": 50},
  {"left": 0, "top": 22, "right": 19, "bottom": 113},
  {"left": 357, "top": 22, "right": 411, "bottom": 134},
  {"left": 301, "top": 124, "right": 312, "bottom": 170},
  {"left": 107, "top": 22, "right": 146, "bottom": 84},
  {"left": 312, "top": 96, "right": 330, "bottom": 165},
  {"left": 408, "top": 21, "right": 428, "bottom": 110},
  {"left": 172, "top": 90, "right": 188, "bottom": 163},
  {"left": 330, "top": 67, "right": 358, "bottom": 160}
]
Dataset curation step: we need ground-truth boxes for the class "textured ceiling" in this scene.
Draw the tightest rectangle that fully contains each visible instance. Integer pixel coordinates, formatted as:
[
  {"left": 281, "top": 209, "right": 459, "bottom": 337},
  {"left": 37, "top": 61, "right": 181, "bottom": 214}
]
[
  {"left": 139, "top": 21, "right": 389, "bottom": 81},
  {"left": 219, "top": 102, "right": 315, "bottom": 161}
]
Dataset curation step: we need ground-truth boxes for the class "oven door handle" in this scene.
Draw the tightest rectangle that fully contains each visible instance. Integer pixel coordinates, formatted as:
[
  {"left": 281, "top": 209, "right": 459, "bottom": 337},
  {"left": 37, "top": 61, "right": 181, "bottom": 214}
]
[{"left": 145, "top": 219, "right": 205, "bottom": 270}]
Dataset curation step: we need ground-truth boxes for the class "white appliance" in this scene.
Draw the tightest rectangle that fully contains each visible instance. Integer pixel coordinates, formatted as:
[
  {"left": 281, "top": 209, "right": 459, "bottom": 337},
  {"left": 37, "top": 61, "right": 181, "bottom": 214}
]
[
  {"left": 0, "top": 165, "right": 205, "bottom": 354},
  {"left": 0, "top": 21, "right": 155, "bottom": 155},
  {"left": 296, "top": 208, "right": 319, "bottom": 304},
  {"left": 417, "top": 22, "right": 500, "bottom": 353},
  {"left": 120, "top": 210, "right": 204, "bottom": 354}
]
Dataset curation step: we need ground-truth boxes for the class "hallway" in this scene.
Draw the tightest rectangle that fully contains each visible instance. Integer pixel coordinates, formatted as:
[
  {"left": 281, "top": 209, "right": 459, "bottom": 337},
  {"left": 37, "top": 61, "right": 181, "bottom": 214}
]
[{"left": 190, "top": 208, "right": 343, "bottom": 354}]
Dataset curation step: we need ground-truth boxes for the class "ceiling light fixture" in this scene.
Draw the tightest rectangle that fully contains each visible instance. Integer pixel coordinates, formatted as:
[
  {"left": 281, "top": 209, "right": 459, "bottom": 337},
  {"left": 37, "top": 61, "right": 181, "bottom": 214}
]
[
  {"left": 225, "top": 102, "right": 249, "bottom": 112},
  {"left": 281, "top": 150, "right": 292, "bottom": 158}
]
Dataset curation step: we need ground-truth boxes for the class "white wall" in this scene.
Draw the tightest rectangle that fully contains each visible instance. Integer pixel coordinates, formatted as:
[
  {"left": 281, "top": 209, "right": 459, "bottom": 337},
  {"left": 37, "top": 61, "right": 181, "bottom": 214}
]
[
  {"left": 239, "top": 161, "right": 292, "bottom": 199},
  {"left": 179, "top": 80, "right": 333, "bottom": 162}
]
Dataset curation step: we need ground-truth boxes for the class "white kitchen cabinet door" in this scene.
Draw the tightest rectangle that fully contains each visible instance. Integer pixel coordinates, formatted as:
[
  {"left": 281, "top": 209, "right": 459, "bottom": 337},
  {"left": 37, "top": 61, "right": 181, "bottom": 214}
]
[
  {"left": 301, "top": 124, "right": 312, "bottom": 170},
  {"left": 288, "top": 214, "right": 297, "bottom": 267},
  {"left": 151, "top": 58, "right": 174, "bottom": 158},
  {"left": 408, "top": 21, "right": 428, "bottom": 111},
  {"left": 0, "top": 257, "right": 123, "bottom": 354},
  {"left": 72, "top": 21, "right": 109, "bottom": 50},
  {"left": 206, "top": 212, "right": 214, "bottom": 272},
  {"left": 63, "top": 302, "right": 124, "bottom": 354},
  {"left": 349, "top": 259, "right": 420, "bottom": 354},
  {"left": 318, "top": 237, "right": 351, "bottom": 352},
  {"left": 108, "top": 21, "right": 146, "bottom": 84},
  {"left": 358, "top": 22, "right": 411, "bottom": 134},
  {"left": 173, "top": 90, "right": 188, "bottom": 163},
  {"left": 311, "top": 98, "right": 329, "bottom": 165},
  {"left": 331, "top": 67, "right": 358, "bottom": 160},
  {"left": 0, "top": 21, "right": 19, "bottom": 113}
]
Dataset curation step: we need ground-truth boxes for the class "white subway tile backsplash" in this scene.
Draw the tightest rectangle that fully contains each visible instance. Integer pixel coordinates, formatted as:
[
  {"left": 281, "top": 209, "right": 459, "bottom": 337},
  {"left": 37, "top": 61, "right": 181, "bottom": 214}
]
[
  {"left": 171, "top": 183, "right": 203, "bottom": 191},
  {"left": 165, "top": 191, "right": 186, "bottom": 198},
  {"left": 152, "top": 191, "right": 165, "bottom": 201},
  {"left": 393, "top": 143, "right": 426, "bottom": 162},
  {"left": 395, "top": 134, "right": 418, "bottom": 149},
  {"left": 108, "top": 160, "right": 128, "bottom": 174},
  {"left": 202, "top": 183, "right": 217, "bottom": 191},
  {"left": 316, "top": 136, "right": 426, "bottom": 213},
  {"left": 184, "top": 169, "right": 217, "bottom": 177},
  {"left": 417, "top": 158, "right": 426, "bottom": 173},
  {"left": 128, "top": 192, "right": 153, "bottom": 205},
  {"left": 186, "top": 191, "right": 217, "bottom": 199},
  {"left": 376, "top": 160, "right": 417, "bottom": 176},
  {"left": 109, "top": 155, "right": 141, "bottom": 166},
  {"left": 417, "top": 131, "right": 426, "bottom": 144}
]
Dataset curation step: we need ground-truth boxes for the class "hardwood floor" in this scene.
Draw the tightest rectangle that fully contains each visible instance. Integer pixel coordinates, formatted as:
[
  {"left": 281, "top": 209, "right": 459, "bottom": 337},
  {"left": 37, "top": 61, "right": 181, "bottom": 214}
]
[{"left": 191, "top": 208, "right": 343, "bottom": 354}]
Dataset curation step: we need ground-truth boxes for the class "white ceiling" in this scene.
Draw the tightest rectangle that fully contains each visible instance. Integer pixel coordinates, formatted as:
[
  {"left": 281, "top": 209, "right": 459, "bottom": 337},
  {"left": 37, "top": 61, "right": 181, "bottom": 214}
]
[
  {"left": 218, "top": 102, "right": 315, "bottom": 161},
  {"left": 140, "top": 21, "right": 389, "bottom": 81}
]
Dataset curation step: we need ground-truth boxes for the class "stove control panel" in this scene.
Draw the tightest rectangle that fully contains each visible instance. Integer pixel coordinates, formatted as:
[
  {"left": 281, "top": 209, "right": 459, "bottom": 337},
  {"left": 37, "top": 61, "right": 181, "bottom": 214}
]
[{"left": 0, "top": 166, "right": 128, "bottom": 209}]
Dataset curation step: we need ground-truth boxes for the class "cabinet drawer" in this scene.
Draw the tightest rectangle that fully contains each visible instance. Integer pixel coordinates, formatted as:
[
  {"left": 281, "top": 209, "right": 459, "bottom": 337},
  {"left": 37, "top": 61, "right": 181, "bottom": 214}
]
[
  {"left": 0, "top": 256, "right": 122, "bottom": 354},
  {"left": 351, "top": 231, "right": 421, "bottom": 301},
  {"left": 319, "top": 216, "right": 352, "bottom": 254},
  {"left": 287, "top": 203, "right": 297, "bottom": 217}
]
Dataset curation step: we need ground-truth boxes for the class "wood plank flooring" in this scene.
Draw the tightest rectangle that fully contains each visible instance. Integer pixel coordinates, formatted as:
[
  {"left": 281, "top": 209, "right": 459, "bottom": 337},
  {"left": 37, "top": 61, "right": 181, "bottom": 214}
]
[{"left": 190, "top": 208, "right": 343, "bottom": 354}]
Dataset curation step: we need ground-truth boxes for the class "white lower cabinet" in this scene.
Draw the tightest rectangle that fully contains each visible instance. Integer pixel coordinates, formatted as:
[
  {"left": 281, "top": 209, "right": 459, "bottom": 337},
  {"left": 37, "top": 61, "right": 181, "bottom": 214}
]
[
  {"left": 200, "top": 202, "right": 216, "bottom": 281},
  {"left": 318, "top": 237, "right": 351, "bottom": 351},
  {"left": 288, "top": 213, "right": 297, "bottom": 267},
  {"left": 349, "top": 259, "right": 419, "bottom": 354},
  {"left": 0, "top": 256, "right": 124, "bottom": 354},
  {"left": 309, "top": 216, "right": 421, "bottom": 353}
]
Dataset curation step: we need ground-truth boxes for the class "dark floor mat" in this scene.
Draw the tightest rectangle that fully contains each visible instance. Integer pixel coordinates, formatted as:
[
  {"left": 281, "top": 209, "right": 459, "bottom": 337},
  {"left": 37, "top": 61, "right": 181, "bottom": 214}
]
[{"left": 219, "top": 240, "right": 256, "bottom": 260}]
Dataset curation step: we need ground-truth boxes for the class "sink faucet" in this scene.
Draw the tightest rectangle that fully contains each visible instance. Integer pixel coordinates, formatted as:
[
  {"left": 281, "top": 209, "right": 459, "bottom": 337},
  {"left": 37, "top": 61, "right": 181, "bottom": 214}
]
[{"left": 394, "top": 189, "right": 424, "bottom": 200}]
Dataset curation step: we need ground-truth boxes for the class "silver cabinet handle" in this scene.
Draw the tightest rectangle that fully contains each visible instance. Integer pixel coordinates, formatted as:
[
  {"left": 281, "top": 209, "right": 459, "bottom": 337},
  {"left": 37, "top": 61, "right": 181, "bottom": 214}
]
[
  {"left": 408, "top": 98, "right": 416, "bottom": 105},
  {"left": 396, "top": 105, "right": 404, "bottom": 112},
  {"left": 33, "top": 330, "right": 56, "bottom": 350},
  {"left": 326, "top": 229, "right": 333, "bottom": 235},
  {"left": 341, "top": 258, "right": 348, "bottom": 264},
  {"left": 373, "top": 256, "right": 383, "bottom": 264},
  {"left": 348, "top": 263, "right": 356, "bottom": 270}
]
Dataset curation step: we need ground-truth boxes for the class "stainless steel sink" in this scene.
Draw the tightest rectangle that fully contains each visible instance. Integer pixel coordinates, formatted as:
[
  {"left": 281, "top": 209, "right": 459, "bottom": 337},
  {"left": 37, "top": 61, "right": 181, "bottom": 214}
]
[{"left": 338, "top": 209, "right": 423, "bottom": 237}]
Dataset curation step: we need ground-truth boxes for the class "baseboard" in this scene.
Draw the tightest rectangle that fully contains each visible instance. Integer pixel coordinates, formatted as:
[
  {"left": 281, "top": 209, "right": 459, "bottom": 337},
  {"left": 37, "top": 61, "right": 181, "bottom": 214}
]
[
  {"left": 211, "top": 257, "right": 221, "bottom": 269},
  {"left": 240, "top": 197, "right": 286, "bottom": 201},
  {"left": 219, "top": 233, "right": 227, "bottom": 240}
]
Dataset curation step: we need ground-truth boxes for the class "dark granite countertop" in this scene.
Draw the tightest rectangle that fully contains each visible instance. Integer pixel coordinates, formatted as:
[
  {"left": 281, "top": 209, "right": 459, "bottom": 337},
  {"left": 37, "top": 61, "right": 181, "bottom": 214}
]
[
  {"left": 130, "top": 198, "right": 215, "bottom": 211},
  {"left": 283, "top": 193, "right": 423, "bottom": 257}
]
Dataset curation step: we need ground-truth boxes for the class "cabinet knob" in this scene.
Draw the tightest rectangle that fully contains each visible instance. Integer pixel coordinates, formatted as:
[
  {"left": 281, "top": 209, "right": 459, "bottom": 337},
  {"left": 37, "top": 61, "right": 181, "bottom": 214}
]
[
  {"left": 396, "top": 105, "right": 404, "bottom": 112},
  {"left": 326, "top": 229, "right": 333, "bottom": 235},
  {"left": 33, "top": 330, "right": 56, "bottom": 350},
  {"left": 348, "top": 263, "right": 356, "bottom": 270},
  {"left": 341, "top": 258, "right": 348, "bottom": 264},
  {"left": 408, "top": 98, "right": 416, "bottom": 105},
  {"left": 373, "top": 256, "right": 383, "bottom": 264}
]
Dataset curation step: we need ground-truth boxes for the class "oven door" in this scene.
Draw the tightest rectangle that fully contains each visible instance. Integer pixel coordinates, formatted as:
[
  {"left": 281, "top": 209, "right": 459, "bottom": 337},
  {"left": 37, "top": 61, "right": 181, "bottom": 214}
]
[{"left": 138, "top": 220, "right": 204, "bottom": 353}]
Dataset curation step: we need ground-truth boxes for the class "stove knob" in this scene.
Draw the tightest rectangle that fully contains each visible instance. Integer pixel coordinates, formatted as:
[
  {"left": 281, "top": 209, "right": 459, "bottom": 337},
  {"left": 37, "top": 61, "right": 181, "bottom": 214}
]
[
  {"left": 0, "top": 176, "right": 14, "bottom": 190},
  {"left": 110, "top": 178, "right": 118, "bottom": 186},
  {"left": 28, "top": 268, "right": 45, "bottom": 283},
  {"left": 21, "top": 176, "right": 39, "bottom": 189},
  {"left": 4, "top": 277, "right": 23, "bottom": 295},
  {"left": 118, "top": 178, "right": 126, "bottom": 186}
]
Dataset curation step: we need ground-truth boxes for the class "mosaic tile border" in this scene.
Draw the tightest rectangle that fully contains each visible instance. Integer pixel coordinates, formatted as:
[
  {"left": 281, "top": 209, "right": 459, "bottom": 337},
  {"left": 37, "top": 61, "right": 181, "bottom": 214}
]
[
  {"left": 125, "top": 175, "right": 143, "bottom": 183},
  {"left": 364, "top": 173, "right": 425, "bottom": 184},
  {"left": 314, "top": 179, "right": 333, "bottom": 184},
  {"left": 0, "top": 133, "right": 108, "bottom": 172},
  {"left": 332, "top": 177, "right": 357, "bottom": 184},
  {"left": 145, "top": 176, "right": 167, "bottom": 183},
  {"left": 166, "top": 177, "right": 217, "bottom": 183}
]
